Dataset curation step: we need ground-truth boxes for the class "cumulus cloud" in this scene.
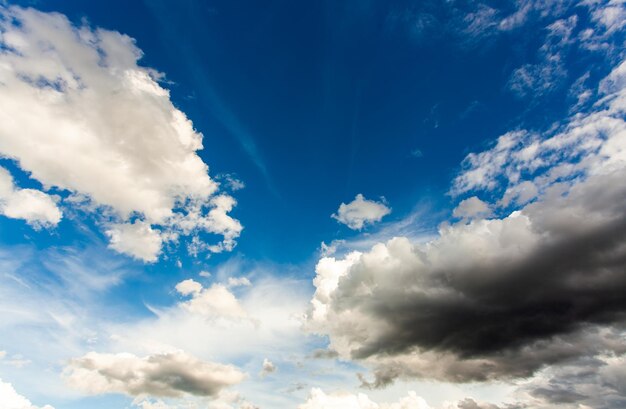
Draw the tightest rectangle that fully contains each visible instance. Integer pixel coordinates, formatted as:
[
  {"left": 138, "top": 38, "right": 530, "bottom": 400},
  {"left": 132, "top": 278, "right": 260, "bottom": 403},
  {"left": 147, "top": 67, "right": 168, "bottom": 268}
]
[
  {"left": 452, "top": 197, "right": 492, "bottom": 220},
  {"left": 0, "top": 6, "right": 241, "bottom": 260},
  {"left": 332, "top": 194, "right": 391, "bottom": 230},
  {"left": 106, "top": 221, "right": 163, "bottom": 262},
  {"left": 175, "top": 279, "right": 248, "bottom": 320},
  {"left": 64, "top": 351, "right": 244, "bottom": 398},
  {"left": 0, "top": 167, "right": 61, "bottom": 228},
  {"left": 0, "top": 379, "right": 54, "bottom": 409},
  {"left": 307, "top": 49, "right": 626, "bottom": 388},
  {"left": 508, "top": 352, "right": 626, "bottom": 408}
]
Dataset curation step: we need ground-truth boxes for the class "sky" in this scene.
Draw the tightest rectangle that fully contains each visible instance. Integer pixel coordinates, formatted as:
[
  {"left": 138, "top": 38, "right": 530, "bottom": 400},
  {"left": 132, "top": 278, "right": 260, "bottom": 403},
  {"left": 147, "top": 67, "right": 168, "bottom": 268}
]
[{"left": 0, "top": 0, "right": 625, "bottom": 408}]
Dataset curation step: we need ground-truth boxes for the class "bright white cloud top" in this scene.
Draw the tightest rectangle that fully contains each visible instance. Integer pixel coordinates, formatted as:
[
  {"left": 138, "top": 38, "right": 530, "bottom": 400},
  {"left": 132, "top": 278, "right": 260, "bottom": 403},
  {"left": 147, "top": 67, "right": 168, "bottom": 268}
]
[
  {"left": 0, "top": 6, "right": 241, "bottom": 262},
  {"left": 0, "top": 379, "right": 54, "bottom": 409},
  {"left": 332, "top": 194, "right": 391, "bottom": 230}
]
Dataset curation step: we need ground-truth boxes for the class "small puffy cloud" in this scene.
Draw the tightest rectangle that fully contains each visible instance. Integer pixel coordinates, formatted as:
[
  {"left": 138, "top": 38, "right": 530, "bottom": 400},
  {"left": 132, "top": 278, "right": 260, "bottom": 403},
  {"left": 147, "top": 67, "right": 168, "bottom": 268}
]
[
  {"left": 175, "top": 279, "right": 248, "bottom": 320},
  {"left": 227, "top": 277, "right": 251, "bottom": 288},
  {"left": 259, "top": 358, "right": 276, "bottom": 378},
  {"left": 64, "top": 351, "right": 244, "bottom": 398},
  {"left": 452, "top": 197, "right": 492, "bottom": 220},
  {"left": 0, "top": 379, "right": 54, "bottom": 409},
  {"left": 106, "top": 221, "right": 163, "bottom": 263},
  {"left": 0, "top": 6, "right": 241, "bottom": 260},
  {"left": 298, "top": 388, "right": 431, "bottom": 409},
  {"left": 332, "top": 194, "right": 391, "bottom": 230},
  {"left": 0, "top": 167, "right": 61, "bottom": 228},
  {"left": 175, "top": 279, "right": 203, "bottom": 296}
]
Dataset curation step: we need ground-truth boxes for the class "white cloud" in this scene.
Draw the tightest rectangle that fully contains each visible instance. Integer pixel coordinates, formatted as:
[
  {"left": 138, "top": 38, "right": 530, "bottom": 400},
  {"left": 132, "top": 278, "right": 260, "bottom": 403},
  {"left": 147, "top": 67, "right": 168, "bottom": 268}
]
[
  {"left": 452, "top": 197, "right": 492, "bottom": 220},
  {"left": 106, "top": 221, "right": 163, "bottom": 263},
  {"left": 64, "top": 351, "right": 244, "bottom": 398},
  {"left": 175, "top": 279, "right": 248, "bottom": 320},
  {"left": 0, "top": 6, "right": 241, "bottom": 260},
  {"left": 259, "top": 358, "right": 276, "bottom": 378},
  {"left": 332, "top": 194, "right": 391, "bottom": 230},
  {"left": 227, "top": 277, "right": 251, "bottom": 288},
  {"left": 0, "top": 379, "right": 54, "bottom": 409},
  {"left": 0, "top": 167, "right": 61, "bottom": 228},
  {"left": 298, "top": 388, "right": 431, "bottom": 409},
  {"left": 175, "top": 279, "right": 204, "bottom": 296}
]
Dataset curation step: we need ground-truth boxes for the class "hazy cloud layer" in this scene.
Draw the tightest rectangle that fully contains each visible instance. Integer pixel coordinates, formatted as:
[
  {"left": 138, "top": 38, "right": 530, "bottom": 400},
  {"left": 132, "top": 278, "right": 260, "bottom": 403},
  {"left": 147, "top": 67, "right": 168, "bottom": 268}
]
[
  {"left": 65, "top": 351, "right": 244, "bottom": 398},
  {"left": 0, "top": 6, "right": 241, "bottom": 261}
]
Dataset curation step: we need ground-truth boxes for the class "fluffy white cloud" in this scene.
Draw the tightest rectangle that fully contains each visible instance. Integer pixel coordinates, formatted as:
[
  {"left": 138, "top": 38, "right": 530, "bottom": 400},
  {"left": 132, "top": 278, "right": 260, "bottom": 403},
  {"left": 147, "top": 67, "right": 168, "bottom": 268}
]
[
  {"left": 0, "top": 6, "right": 241, "bottom": 260},
  {"left": 64, "top": 351, "right": 244, "bottom": 398},
  {"left": 452, "top": 197, "right": 492, "bottom": 220},
  {"left": 175, "top": 279, "right": 248, "bottom": 320},
  {"left": 0, "top": 167, "right": 61, "bottom": 228},
  {"left": 332, "top": 194, "right": 391, "bottom": 230},
  {"left": 0, "top": 379, "right": 54, "bottom": 409},
  {"left": 106, "top": 221, "right": 163, "bottom": 263},
  {"left": 298, "top": 388, "right": 431, "bottom": 409}
]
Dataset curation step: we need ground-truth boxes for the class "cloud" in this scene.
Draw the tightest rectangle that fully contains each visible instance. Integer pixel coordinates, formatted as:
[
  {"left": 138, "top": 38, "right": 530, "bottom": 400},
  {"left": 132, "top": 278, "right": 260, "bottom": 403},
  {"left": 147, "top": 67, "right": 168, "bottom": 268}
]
[
  {"left": 332, "top": 194, "right": 391, "bottom": 230},
  {"left": 227, "top": 277, "right": 252, "bottom": 288},
  {"left": 515, "top": 353, "right": 626, "bottom": 408},
  {"left": 298, "top": 388, "right": 432, "bottom": 409},
  {"left": 306, "top": 52, "right": 626, "bottom": 387},
  {"left": 64, "top": 351, "right": 244, "bottom": 398},
  {"left": 0, "top": 379, "right": 54, "bottom": 409},
  {"left": 259, "top": 358, "right": 276, "bottom": 378},
  {"left": 175, "top": 279, "right": 248, "bottom": 320},
  {"left": 452, "top": 197, "right": 492, "bottom": 220},
  {"left": 0, "top": 167, "right": 61, "bottom": 228},
  {"left": 106, "top": 221, "right": 163, "bottom": 263},
  {"left": 0, "top": 6, "right": 241, "bottom": 260}
]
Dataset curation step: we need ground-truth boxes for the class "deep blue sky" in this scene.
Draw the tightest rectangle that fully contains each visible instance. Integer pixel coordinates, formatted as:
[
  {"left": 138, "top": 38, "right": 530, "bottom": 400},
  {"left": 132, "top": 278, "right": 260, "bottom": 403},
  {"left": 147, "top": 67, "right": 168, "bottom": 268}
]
[{"left": 6, "top": 0, "right": 595, "bottom": 266}]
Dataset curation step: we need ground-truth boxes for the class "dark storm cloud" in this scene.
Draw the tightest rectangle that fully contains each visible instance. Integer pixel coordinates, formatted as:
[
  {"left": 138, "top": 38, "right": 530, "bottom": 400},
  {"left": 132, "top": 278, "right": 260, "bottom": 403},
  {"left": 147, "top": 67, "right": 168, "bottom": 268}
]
[{"left": 307, "top": 27, "right": 626, "bottom": 385}]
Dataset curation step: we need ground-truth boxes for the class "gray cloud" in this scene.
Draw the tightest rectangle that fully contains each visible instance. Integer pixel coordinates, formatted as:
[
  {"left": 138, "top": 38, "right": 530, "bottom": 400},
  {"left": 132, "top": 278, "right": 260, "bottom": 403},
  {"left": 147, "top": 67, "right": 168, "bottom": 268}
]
[
  {"left": 307, "top": 28, "right": 626, "bottom": 388},
  {"left": 65, "top": 351, "right": 245, "bottom": 398}
]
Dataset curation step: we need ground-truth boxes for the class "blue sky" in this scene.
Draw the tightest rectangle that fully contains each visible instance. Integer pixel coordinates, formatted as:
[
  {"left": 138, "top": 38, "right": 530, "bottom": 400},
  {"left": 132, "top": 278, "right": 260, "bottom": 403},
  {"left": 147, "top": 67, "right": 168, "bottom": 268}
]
[{"left": 0, "top": 1, "right": 626, "bottom": 408}]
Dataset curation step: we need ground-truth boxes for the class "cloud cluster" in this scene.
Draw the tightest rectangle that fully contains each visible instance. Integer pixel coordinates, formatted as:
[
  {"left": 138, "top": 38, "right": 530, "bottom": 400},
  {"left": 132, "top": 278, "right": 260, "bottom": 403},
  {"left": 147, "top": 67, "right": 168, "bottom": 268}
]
[
  {"left": 0, "top": 6, "right": 241, "bottom": 261},
  {"left": 0, "top": 379, "right": 54, "bottom": 409},
  {"left": 307, "top": 45, "right": 626, "bottom": 388},
  {"left": 332, "top": 194, "right": 391, "bottom": 230},
  {"left": 64, "top": 351, "right": 244, "bottom": 398}
]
